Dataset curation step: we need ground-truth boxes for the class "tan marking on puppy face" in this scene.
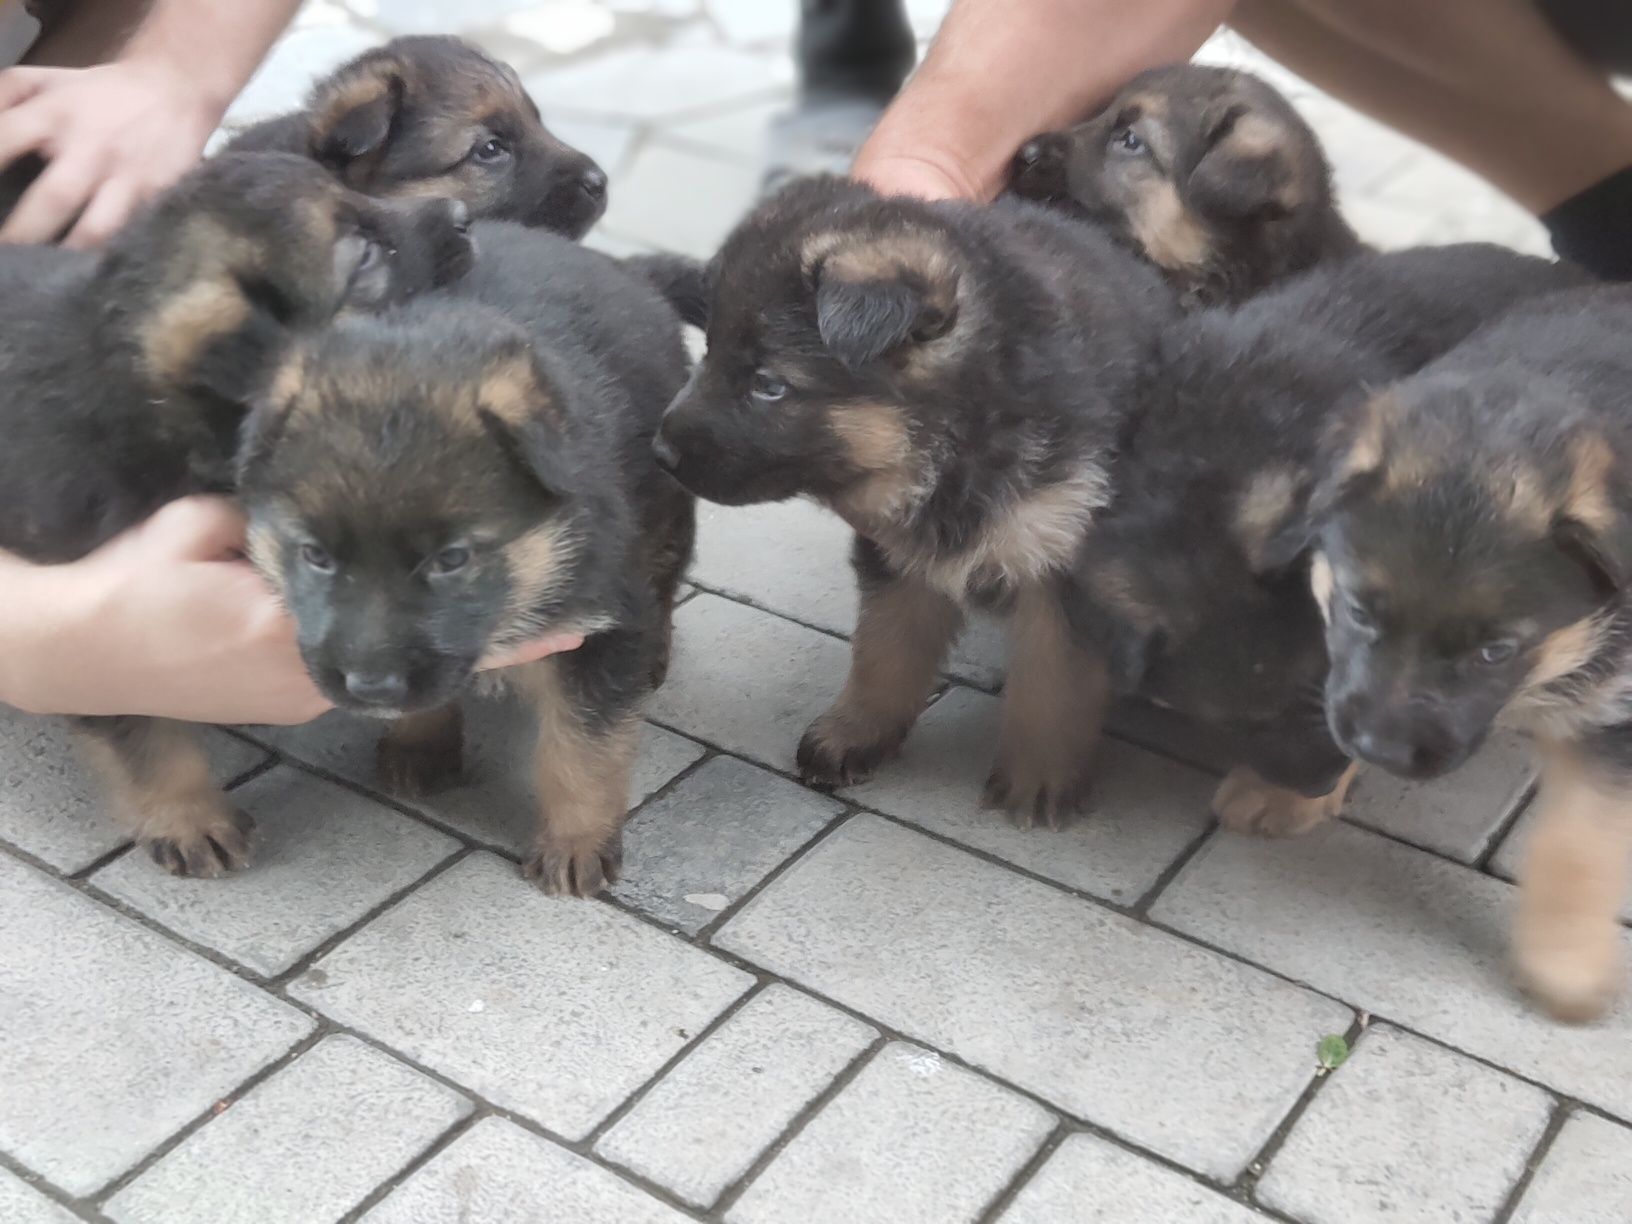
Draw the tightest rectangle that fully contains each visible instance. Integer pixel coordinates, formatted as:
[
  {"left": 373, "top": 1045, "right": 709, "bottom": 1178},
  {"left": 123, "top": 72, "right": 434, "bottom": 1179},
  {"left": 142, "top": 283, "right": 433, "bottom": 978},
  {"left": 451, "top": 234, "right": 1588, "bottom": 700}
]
[
  {"left": 1564, "top": 433, "right": 1618, "bottom": 535},
  {"left": 1126, "top": 180, "right": 1213, "bottom": 273},
  {"left": 1308, "top": 552, "right": 1334, "bottom": 625},
  {"left": 1234, "top": 467, "right": 1299, "bottom": 567},
  {"left": 1526, "top": 616, "right": 1608, "bottom": 691},
  {"left": 1334, "top": 391, "right": 1398, "bottom": 489},
  {"left": 499, "top": 519, "right": 579, "bottom": 633},
  {"left": 1497, "top": 463, "right": 1553, "bottom": 533},
  {"left": 826, "top": 402, "right": 928, "bottom": 528}
]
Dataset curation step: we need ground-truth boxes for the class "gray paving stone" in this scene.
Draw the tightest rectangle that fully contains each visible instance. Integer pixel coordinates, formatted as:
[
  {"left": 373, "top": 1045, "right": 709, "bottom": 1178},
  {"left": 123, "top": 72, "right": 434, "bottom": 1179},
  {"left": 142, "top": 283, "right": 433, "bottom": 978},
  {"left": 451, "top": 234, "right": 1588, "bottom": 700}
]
[
  {"left": 600, "top": 141, "right": 761, "bottom": 257},
  {"left": 1000, "top": 1134, "right": 1265, "bottom": 1224},
  {"left": 660, "top": 95, "right": 785, "bottom": 164},
  {"left": 1512, "top": 1112, "right": 1632, "bottom": 1224},
  {"left": 0, "top": 854, "right": 312, "bottom": 1196},
  {"left": 252, "top": 698, "right": 702, "bottom": 858},
  {"left": 847, "top": 688, "right": 1213, "bottom": 905},
  {"left": 0, "top": 710, "right": 266, "bottom": 873},
  {"left": 1257, "top": 1025, "right": 1552, "bottom": 1224},
  {"left": 650, "top": 594, "right": 849, "bottom": 772},
  {"left": 613, "top": 756, "right": 843, "bottom": 934},
  {"left": 546, "top": 113, "right": 638, "bottom": 178},
  {"left": 105, "top": 1035, "right": 472, "bottom": 1224},
  {"left": 1343, "top": 732, "right": 1532, "bottom": 863},
  {"left": 1491, "top": 808, "right": 1632, "bottom": 923},
  {"left": 364, "top": 0, "right": 548, "bottom": 35},
  {"left": 727, "top": 1042, "right": 1054, "bottom": 1224},
  {"left": 0, "top": 1170, "right": 75, "bottom": 1224},
  {"left": 93, "top": 768, "right": 460, "bottom": 977},
  {"left": 597, "top": 984, "right": 876, "bottom": 1207},
  {"left": 290, "top": 852, "right": 751, "bottom": 1139},
  {"left": 1151, "top": 822, "right": 1632, "bottom": 1121},
  {"left": 528, "top": 44, "right": 791, "bottom": 123},
  {"left": 705, "top": 0, "right": 796, "bottom": 47},
  {"left": 366, "top": 1117, "right": 691, "bottom": 1224},
  {"left": 716, "top": 815, "right": 1351, "bottom": 1179}
]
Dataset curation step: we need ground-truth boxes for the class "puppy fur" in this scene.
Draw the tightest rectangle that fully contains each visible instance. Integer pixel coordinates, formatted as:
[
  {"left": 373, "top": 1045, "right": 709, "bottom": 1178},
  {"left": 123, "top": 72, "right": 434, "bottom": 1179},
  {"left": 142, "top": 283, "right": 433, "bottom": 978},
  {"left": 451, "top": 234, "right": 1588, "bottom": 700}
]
[
  {"left": 226, "top": 35, "right": 608, "bottom": 239},
  {"left": 655, "top": 176, "right": 1177, "bottom": 824},
  {"left": 0, "top": 152, "right": 473, "bottom": 878},
  {"left": 238, "top": 222, "right": 695, "bottom": 896},
  {"left": 1066, "top": 244, "right": 1589, "bottom": 836},
  {"left": 1278, "top": 287, "right": 1632, "bottom": 1019},
  {"left": 1011, "top": 64, "right": 1363, "bottom": 305}
]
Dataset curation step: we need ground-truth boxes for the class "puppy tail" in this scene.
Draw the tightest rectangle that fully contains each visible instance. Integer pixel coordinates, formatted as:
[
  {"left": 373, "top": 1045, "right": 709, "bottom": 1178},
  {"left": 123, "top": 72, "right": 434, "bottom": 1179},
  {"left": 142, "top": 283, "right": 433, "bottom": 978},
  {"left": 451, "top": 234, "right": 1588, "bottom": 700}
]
[{"left": 623, "top": 252, "right": 711, "bottom": 330}]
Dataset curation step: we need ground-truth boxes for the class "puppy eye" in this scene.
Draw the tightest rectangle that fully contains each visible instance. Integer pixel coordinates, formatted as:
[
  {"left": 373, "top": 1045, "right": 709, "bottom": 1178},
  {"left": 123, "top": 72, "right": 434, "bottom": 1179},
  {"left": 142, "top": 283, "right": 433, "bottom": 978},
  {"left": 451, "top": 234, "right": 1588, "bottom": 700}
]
[
  {"left": 356, "top": 238, "right": 389, "bottom": 271},
  {"left": 1111, "top": 127, "right": 1146, "bottom": 155},
  {"left": 301, "top": 543, "right": 336, "bottom": 573},
  {"left": 751, "top": 371, "right": 789, "bottom": 403},
  {"left": 472, "top": 137, "right": 511, "bottom": 164},
  {"left": 429, "top": 546, "right": 473, "bottom": 576},
  {"left": 1478, "top": 639, "right": 1518, "bottom": 666},
  {"left": 1344, "top": 597, "right": 1377, "bottom": 634}
]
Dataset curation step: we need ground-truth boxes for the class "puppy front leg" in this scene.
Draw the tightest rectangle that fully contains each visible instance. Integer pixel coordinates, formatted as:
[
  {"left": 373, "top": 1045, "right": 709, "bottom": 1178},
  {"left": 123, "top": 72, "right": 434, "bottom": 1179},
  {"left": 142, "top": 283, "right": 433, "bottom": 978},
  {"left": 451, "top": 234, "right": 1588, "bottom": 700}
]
[
  {"left": 376, "top": 702, "right": 465, "bottom": 798},
  {"left": 798, "top": 540, "right": 964, "bottom": 788},
  {"left": 75, "top": 715, "right": 252, "bottom": 877},
  {"left": 986, "top": 581, "right": 1110, "bottom": 828},
  {"left": 512, "top": 656, "right": 641, "bottom": 898},
  {"left": 1513, "top": 739, "right": 1632, "bottom": 1022},
  {"left": 1212, "top": 762, "right": 1359, "bottom": 838}
]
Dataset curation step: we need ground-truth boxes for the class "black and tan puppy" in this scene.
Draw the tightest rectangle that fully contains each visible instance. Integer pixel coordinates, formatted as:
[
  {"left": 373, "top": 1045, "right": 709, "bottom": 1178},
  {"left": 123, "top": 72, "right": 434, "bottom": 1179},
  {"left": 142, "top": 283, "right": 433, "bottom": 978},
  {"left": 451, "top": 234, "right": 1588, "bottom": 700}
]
[
  {"left": 239, "top": 224, "right": 694, "bottom": 896},
  {"left": 0, "top": 152, "right": 473, "bottom": 876},
  {"left": 226, "top": 35, "right": 608, "bottom": 239},
  {"left": 654, "top": 176, "right": 1176, "bottom": 824},
  {"left": 1270, "top": 287, "right": 1632, "bottom": 1019},
  {"left": 1066, "top": 244, "right": 1588, "bottom": 837},
  {"left": 1011, "top": 64, "right": 1362, "bottom": 305}
]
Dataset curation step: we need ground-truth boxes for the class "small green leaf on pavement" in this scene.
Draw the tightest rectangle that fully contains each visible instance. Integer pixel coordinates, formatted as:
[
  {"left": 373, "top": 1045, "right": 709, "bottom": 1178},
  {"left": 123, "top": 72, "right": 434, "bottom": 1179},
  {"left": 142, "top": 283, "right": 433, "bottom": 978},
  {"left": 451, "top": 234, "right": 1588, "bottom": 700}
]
[{"left": 1317, "top": 1034, "right": 1350, "bottom": 1072}]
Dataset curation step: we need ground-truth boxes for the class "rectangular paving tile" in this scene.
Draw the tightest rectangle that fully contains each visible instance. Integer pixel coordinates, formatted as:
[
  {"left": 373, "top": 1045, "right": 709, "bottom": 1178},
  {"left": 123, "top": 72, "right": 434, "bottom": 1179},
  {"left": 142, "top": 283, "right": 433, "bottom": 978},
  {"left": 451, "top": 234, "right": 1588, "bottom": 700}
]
[
  {"left": 0, "top": 1170, "right": 75, "bottom": 1224},
  {"left": 0, "top": 854, "right": 313, "bottom": 1196},
  {"left": 1000, "top": 1134, "right": 1265, "bottom": 1224},
  {"left": 93, "top": 768, "right": 460, "bottom": 977},
  {"left": 1344, "top": 733, "right": 1532, "bottom": 863},
  {"left": 846, "top": 688, "right": 1213, "bottom": 906},
  {"left": 105, "top": 1035, "right": 472, "bottom": 1224},
  {"left": 1511, "top": 1112, "right": 1632, "bottom": 1224},
  {"left": 1257, "top": 1025, "right": 1552, "bottom": 1224},
  {"left": 599, "top": 141, "right": 761, "bottom": 257},
  {"left": 529, "top": 44, "right": 791, "bottom": 123},
  {"left": 650, "top": 595, "right": 850, "bottom": 774},
  {"left": 366, "top": 1117, "right": 689, "bottom": 1224},
  {"left": 716, "top": 815, "right": 1352, "bottom": 1179},
  {"left": 0, "top": 710, "right": 266, "bottom": 873},
  {"left": 612, "top": 757, "right": 843, "bottom": 933},
  {"left": 252, "top": 697, "right": 702, "bottom": 858},
  {"left": 727, "top": 1042, "right": 1054, "bottom": 1224},
  {"left": 597, "top": 984, "right": 876, "bottom": 1208},
  {"left": 289, "top": 853, "right": 752, "bottom": 1140},
  {"left": 1151, "top": 822, "right": 1632, "bottom": 1121}
]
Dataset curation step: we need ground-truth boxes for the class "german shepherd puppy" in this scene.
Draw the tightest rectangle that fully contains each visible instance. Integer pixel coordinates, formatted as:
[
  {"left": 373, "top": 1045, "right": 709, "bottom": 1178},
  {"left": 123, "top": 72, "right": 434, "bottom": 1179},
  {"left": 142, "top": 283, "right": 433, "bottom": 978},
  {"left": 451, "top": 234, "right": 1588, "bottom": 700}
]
[
  {"left": 1010, "top": 65, "right": 1362, "bottom": 305},
  {"left": 238, "top": 224, "right": 695, "bottom": 896},
  {"left": 226, "top": 35, "right": 608, "bottom": 240},
  {"left": 1273, "top": 287, "right": 1632, "bottom": 1020},
  {"left": 654, "top": 176, "right": 1176, "bottom": 824},
  {"left": 0, "top": 152, "right": 473, "bottom": 877},
  {"left": 1066, "top": 246, "right": 1589, "bottom": 837}
]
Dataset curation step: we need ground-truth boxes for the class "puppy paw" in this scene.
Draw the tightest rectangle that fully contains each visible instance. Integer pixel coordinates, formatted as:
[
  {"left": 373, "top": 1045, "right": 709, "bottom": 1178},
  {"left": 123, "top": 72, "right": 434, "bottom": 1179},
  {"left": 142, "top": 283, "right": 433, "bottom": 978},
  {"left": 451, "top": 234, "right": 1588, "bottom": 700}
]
[
  {"left": 796, "top": 711, "right": 906, "bottom": 790},
  {"left": 376, "top": 737, "right": 463, "bottom": 798},
  {"left": 143, "top": 807, "right": 254, "bottom": 879},
  {"left": 523, "top": 831, "right": 623, "bottom": 898},
  {"left": 982, "top": 761, "right": 1091, "bottom": 830},
  {"left": 1514, "top": 922, "right": 1624, "bottom": 1024},
  {"left": 1212, "top": 767, "right": 1342, "bottom": 838}
]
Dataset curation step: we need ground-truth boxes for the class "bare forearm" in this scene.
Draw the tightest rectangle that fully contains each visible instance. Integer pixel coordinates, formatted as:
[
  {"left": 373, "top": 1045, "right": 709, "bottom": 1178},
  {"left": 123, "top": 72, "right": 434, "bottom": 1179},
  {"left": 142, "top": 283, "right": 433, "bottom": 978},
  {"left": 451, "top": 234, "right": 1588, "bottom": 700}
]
[
  {"left": 120, "top": 0, "right": 304, "bottom": 112},
  {"left": 855, "top": 0, "right": 1236, "bottom": 200}
]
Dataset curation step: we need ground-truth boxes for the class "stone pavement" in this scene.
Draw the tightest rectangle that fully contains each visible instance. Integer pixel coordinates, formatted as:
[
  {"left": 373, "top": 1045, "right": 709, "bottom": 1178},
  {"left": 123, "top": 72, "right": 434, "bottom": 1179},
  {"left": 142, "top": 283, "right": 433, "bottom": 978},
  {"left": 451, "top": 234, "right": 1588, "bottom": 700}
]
[{"left": 2, "top": 2, "right": 1629, "bottom": 1222}]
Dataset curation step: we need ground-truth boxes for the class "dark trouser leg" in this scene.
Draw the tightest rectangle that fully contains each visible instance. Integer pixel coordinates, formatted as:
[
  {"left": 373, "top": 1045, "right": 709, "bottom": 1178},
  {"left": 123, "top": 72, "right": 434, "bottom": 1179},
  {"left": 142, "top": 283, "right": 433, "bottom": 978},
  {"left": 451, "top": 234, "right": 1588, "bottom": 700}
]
[{"left": 798, "top": 0, "right": 917, "bottom": 101}]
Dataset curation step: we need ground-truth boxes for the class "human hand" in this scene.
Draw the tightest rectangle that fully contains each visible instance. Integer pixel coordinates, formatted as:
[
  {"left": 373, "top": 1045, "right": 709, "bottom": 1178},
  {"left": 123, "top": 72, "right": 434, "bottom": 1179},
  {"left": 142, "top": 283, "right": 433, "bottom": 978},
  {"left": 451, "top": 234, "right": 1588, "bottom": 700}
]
[{"left": 0, "top": 58, "right": 220, "bottom": 247}]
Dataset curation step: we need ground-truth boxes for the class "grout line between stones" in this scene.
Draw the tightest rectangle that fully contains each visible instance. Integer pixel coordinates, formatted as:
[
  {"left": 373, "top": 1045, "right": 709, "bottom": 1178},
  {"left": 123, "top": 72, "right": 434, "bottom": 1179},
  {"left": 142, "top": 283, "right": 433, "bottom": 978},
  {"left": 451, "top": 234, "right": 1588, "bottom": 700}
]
[
  {"left": 973, "top": 1121, "right": 1070, "bottom": 1224},
  {"left": 336, "top": 1109, "right": 486, "bottom": 1223},
  {"left": 1491, "top": 1098, "right": 1571, "bottom": 1224},
  {"left": 0, "top": 1148, "right": 105, "bottom": 1222}
]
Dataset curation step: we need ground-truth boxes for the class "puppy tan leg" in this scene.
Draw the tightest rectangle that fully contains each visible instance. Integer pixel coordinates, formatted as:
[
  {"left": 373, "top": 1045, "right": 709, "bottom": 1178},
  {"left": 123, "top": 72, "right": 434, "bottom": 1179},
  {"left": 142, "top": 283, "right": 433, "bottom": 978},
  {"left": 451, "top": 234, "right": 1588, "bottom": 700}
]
[
  {"left": 376, "top": 702, "right": 465, "bottom": 798},
  {"left": 512, "top": 661, "right": 638, "bottom": 898},
  {"left": 1213, "top": 762, "right": 1358, "bottom": 838},
  {"left": 76, "top": 716, "right": 252, "bottom": 878},
  {"left": 985, "top": 583, "right": 1110, "bottom": 829},
  {"left": 1513, "top": 742, "right": 1632, "bottom": 1023},
  {"left": 798, "top": 572, "right": 964, "bottom": 788}
]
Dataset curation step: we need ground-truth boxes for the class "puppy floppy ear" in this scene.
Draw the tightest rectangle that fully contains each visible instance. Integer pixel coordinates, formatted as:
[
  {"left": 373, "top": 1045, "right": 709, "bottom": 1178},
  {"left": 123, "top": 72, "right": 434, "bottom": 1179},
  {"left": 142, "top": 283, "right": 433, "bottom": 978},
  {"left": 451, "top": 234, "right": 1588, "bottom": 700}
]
[
  {"left": 310, "top": 64, "right": 404, "bottom": 170},
  {"left": 135, "top": 267, "right": 293, "bottom": 412},
  {"left": 235, "top": 348, "right": 307, "bottom": 484},
  {"left": 473, "top": 342, "right": 578, "bottom": 498},
  {"left": 1185, "top": 105, "right": 1299, "bottom": 222},
  {"left": 811, "top": 238, "right": 959, "bottom": 372},
  {"left": 1552, "top": 433, "right": 1632, "bottom": 595}
]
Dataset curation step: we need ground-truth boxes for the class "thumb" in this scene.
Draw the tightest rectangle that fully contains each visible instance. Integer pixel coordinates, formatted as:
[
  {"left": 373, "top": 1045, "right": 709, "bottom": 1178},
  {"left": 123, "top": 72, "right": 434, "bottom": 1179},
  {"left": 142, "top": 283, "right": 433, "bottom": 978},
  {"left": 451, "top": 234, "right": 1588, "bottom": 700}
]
[{"left": 140, "top": 496, "right": 249, "bottom": 562}]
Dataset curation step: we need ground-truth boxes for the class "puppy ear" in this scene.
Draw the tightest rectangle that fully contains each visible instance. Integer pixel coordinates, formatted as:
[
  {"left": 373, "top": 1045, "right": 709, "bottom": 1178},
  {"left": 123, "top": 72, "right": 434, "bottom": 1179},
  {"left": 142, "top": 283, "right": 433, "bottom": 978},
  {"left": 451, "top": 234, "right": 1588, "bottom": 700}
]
[
  {"left": 1552, "top": 433, "right": 1632, "bottom": 595},
  {"left": 473, "top": 343, "right": 577, "bottom": 497},
  {"left": 136, "top": 270, "right": 292, "bottom": 412},
  {"left": 311, "top": 67, "right": 403, "bottom": 169},
  {"left": 813, "top": 250, "right": 958, "bottom": 372},
  {"left": 235, "top": 349, "right": 306, "bottom": 484},
  {"left": 1186, "top": 105, "right": 1297, "bottom": 222}
]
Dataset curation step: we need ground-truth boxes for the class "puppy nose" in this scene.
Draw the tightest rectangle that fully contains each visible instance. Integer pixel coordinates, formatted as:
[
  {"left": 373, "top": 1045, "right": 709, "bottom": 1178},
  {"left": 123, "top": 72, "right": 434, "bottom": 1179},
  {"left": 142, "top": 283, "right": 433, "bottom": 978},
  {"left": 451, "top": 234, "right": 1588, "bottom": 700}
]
[
  {"left": 1350, "top": 727, "right": 1446, "bottom": 780},
  {"left": 446, "top": 199, "right": 471, "bottom": 234},
  {"left": 344, "top": 670, "right": 410, "bottom": 707},
  {"left": 652, "top": 431, "right": 680, "bottom": 472},
  {"left": 578, "top": 166, "right": 608, "bottom": 202}
]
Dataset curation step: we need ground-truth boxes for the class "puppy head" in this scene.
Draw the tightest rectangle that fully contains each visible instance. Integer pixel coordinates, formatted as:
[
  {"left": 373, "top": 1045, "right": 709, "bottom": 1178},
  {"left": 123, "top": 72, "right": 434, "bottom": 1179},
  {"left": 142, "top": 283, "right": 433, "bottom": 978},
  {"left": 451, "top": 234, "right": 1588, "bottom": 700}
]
[
  {"left": 1011, "top": 65, "right": 1339, "bottom": 293},
  {"left": 305, "top": 35, "right": 607, "bottom": 239},
  {"left": 237, "top": 307, "right": 590, "bottom": 716},
  {"left": 654, "top": 178, "right": 965, "bottom": 515},
  {"left": 105, "top": 152, "right": 473, "bottom": 409},
  {"left": 1268, "top": 377, "right": 1631, "bottom": 779}
]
